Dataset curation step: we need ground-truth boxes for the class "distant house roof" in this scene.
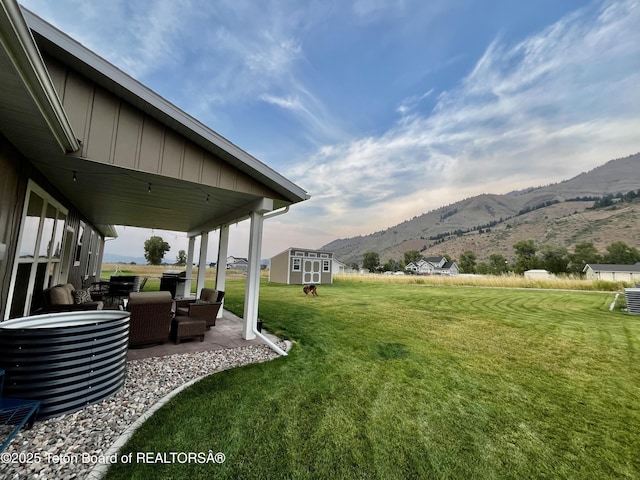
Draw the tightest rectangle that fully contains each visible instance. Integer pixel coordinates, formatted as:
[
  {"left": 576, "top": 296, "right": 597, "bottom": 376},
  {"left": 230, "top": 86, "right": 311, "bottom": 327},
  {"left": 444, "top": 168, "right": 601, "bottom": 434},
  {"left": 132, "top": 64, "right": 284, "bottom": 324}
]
[
  {"left": 583, "top": 263, "right": 640, "bottom": 273},
  {"left": 227, "top": 256, "right": 248, "bottom": 264},
  {"left": 424, "top": 256, "right": 444, "bottom": 263}
]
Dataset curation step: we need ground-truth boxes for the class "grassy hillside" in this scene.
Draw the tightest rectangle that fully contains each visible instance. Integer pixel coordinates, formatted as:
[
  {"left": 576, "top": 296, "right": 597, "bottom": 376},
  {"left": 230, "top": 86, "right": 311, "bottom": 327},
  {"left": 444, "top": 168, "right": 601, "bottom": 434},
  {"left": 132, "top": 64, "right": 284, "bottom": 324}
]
[{"left": 324, "top": 153, "right": 640, "bottom": 265}]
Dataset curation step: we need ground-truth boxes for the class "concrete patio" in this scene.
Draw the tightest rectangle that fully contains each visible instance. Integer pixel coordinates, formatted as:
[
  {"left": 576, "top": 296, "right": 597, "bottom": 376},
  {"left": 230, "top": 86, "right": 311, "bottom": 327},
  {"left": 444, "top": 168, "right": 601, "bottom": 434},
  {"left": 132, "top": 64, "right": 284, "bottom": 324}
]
[{"left": 127, "top": 310, "right": 283, "bottom": 361}]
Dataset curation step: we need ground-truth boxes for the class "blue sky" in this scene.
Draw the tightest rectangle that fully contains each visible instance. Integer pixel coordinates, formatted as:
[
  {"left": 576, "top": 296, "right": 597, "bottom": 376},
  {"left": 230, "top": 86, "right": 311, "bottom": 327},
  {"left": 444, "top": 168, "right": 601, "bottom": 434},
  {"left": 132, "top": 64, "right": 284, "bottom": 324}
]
[{"left": 21, "top": 0, "right": 640, "bottom": 262}]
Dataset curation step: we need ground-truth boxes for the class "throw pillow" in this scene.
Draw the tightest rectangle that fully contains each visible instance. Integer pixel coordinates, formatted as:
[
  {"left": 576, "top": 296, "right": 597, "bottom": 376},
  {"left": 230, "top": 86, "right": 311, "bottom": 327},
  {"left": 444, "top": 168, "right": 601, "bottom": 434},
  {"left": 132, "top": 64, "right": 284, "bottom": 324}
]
[{"left": 72, "top": 288, "right": 92, "bottom": 304}]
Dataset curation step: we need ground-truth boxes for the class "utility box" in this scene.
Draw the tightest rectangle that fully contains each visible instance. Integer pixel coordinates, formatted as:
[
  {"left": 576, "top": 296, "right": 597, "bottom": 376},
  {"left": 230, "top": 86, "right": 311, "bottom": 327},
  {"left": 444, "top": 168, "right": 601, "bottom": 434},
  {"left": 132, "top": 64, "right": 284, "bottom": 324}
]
[{"left": 625, "top": 288, "right": 640, "bottom": 314}]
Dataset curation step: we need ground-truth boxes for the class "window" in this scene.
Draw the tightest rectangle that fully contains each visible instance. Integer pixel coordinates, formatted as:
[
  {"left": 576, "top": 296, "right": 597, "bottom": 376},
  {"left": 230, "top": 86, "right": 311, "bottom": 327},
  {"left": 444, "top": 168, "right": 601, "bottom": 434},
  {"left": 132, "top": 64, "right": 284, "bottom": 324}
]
[
  {"left": 323, "top": 260, "right": 330, "bottom": 272},
  {"left": 292, "top": 258, "right": 301, "bottom": 272},
  {"left": 8, "top": 181, "right": 68, "bottom": 318},
  {"left": 74, "top": 221, "right": 85, "bottom": 266},
  {"left": 85, "top": 230, "right": 96, "bottom": 277}
]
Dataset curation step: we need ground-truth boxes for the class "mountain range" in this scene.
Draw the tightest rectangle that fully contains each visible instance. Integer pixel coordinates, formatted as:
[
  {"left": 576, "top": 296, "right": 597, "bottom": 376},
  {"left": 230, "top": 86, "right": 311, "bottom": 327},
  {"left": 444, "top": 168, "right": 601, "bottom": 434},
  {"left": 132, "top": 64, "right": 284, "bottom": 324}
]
[{"left": 321, "top": 153, "right": 640, "bottom": 266}]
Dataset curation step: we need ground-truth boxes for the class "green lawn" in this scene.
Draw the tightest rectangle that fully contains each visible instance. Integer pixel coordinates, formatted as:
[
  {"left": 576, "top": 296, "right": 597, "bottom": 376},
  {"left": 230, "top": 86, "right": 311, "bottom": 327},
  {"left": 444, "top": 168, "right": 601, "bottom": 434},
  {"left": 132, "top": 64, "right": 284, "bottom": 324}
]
[{"left": 106, "top": 279, "right": 640, "bottom": 479}]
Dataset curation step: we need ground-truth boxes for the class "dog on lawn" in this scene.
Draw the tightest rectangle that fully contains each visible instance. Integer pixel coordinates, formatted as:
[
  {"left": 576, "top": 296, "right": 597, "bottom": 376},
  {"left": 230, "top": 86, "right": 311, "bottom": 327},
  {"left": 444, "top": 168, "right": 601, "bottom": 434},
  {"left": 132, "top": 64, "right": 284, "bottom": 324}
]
[{"left": 303, "top": 284, "right": 318, "bottom": 297}]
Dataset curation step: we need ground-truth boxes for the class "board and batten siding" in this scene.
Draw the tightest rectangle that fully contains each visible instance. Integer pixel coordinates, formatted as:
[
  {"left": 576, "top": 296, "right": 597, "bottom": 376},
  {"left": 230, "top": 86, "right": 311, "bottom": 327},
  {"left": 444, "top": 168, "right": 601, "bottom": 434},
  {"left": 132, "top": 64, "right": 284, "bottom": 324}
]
[{"left": 43, "top": 55, "right": 281, "bottom": 200}]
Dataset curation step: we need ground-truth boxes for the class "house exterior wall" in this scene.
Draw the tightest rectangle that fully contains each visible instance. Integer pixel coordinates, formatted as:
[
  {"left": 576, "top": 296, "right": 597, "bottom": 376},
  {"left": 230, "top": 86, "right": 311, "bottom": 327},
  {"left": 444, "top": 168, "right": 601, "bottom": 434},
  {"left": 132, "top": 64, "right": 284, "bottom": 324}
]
[
  {"left": 0, "top": 134, "right": 106, "bottom": 319},
  {"left": 43, "top": 55, "right": 283, "bottom": 201},
  {"left": 584, "top": 269, "right": 640, "bottom": 283},
  {"left": 0, "top": 134, "right": 28, "bottom": 317}
]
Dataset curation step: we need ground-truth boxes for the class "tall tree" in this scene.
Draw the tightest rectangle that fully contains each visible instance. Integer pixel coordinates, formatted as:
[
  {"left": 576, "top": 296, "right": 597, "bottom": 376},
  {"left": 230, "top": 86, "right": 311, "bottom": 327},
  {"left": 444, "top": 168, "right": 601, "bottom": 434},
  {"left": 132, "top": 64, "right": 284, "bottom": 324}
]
[
  {"left": 144, "top": 236, "right": 171, "bottom": 265},
  {"left": 488, "top": 253, "right": 509, "bottom": 275},
  {"left": 603, "top": 241, "right": 640, "bottom": 264},
  {"left": 175, "top": 249, "right": 187, "bottom": 266},
  {"left": 540, "top": 245, "right": 569, "bottom": 274},
  {"left": 513, "top": 240, "right": 539, "bottom": 274},
  {"left": 459, "top": 250, "right": 477, "bottom": 274},
  {"left": 383, "top": 259, "right": 402, "bottom": 272},
  {"left": 404, "top": 250, "right": 422, "bottom": 265},
  {"left": 568, "top": 242, "right": 601, "bottom": 273},
  {"left": 362, "top": 252, "right": 380, "bottom": 273}
]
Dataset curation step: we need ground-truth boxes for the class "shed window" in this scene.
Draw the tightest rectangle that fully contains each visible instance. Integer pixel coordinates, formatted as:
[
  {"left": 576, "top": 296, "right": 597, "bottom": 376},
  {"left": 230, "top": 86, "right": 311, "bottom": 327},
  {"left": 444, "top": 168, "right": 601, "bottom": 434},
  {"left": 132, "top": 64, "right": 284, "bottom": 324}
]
[
  {"left": 292, "top": 258, "right": 301, "bottom": 271},
  {"left": 323, "top": 260, "right": 330, "bottom": 272}
]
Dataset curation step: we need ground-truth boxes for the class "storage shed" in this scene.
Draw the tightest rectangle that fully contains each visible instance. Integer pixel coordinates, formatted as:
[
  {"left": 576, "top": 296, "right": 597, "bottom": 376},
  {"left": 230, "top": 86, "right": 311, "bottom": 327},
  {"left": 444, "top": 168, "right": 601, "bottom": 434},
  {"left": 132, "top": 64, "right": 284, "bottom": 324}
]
[{"left": 269, "top": 248, "right": 334, "bottom": 285}]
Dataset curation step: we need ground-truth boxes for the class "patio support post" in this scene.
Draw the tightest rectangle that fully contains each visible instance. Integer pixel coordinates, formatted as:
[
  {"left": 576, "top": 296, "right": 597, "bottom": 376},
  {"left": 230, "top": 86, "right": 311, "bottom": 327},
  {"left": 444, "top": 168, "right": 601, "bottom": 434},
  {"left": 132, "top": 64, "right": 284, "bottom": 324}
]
[
  {"left": 216, "top": 225, "right": 229, "bottom": 317},
  {"left": 196, "top": 231, "right": 208, "bottom": 298},
  {"left": 243, "top": 210, "right": 265, "bottom": 340},
  {"left": 184, "top": 236, "right": 195, "bottom": 297}
]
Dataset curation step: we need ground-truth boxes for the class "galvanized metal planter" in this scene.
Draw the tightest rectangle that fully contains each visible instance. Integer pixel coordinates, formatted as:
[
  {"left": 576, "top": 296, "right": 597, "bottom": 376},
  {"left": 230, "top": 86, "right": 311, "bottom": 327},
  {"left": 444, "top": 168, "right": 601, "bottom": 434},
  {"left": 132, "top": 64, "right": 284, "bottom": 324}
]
[{"left": 0, "top": 310, "right": 130, "bottom": 420}]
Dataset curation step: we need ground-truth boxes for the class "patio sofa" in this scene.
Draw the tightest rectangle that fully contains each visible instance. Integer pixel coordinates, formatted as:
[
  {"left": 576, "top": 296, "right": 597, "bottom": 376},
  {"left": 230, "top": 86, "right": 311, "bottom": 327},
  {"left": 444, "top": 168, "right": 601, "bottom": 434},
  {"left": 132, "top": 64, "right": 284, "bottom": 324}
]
[
  {"left": 41, "top": 283, "right": 103, "bottom": 313},
  {"left": 127, "top": 291, "right": 174, "bottom": 347}
]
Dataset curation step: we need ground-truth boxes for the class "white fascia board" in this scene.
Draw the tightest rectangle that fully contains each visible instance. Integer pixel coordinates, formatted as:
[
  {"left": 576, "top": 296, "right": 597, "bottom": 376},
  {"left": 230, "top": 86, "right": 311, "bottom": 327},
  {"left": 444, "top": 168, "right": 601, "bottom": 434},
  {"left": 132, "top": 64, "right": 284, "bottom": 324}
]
[{"left": 3, "top": 0, "right": 78, "bottom": 152}]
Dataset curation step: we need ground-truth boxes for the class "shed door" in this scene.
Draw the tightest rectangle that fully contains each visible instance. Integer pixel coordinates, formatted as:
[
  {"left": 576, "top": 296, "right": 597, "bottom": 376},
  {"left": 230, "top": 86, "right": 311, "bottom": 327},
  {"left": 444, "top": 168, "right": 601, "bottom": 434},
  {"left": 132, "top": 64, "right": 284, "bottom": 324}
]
[{"left": 303, "top": 259, "right": 321, "bottom": 284}]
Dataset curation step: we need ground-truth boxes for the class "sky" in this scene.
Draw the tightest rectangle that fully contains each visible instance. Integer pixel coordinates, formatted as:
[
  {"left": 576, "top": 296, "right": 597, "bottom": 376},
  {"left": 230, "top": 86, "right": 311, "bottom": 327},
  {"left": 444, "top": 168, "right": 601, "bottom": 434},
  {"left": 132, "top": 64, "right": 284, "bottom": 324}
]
[{"left": 21, "top": 0, "right": 640, "bottom": 263}]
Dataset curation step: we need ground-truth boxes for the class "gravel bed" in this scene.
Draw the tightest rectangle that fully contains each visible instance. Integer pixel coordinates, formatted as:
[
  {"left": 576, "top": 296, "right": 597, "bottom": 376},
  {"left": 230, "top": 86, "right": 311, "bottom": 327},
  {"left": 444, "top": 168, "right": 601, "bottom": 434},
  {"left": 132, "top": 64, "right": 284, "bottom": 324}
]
[{"left": 0, "top": 343, "right": 284, "bottom": 479}]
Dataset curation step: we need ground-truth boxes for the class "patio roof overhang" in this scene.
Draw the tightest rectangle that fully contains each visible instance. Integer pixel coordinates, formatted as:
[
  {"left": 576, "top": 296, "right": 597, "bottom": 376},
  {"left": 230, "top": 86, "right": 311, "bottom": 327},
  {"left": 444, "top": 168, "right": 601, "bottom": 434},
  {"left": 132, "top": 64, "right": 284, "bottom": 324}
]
[{"left": 0, "top": 3, "right": 309, "bottom": 239}]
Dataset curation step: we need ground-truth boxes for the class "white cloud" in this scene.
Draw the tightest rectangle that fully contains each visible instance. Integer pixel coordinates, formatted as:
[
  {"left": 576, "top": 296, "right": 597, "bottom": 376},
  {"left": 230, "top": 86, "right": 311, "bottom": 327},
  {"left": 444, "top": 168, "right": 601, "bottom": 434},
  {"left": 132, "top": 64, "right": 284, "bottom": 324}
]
[{"left": 286, "top": 0, "right": 640, "bottom": 240}]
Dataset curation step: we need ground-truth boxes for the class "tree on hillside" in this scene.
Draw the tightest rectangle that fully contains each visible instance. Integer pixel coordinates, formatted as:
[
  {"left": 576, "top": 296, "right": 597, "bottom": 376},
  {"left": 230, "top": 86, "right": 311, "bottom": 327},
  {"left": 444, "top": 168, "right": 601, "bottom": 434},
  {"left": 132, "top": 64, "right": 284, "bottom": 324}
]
[
  {"left": 459, "top": 250, "right": 477, "bottom": 274},
  {"left": 362, "top": 252, "right": 380, "bottom": 273},
  {"left": 175, "top": 249, "right": 187, "bottom": 266},
  {"left": 144, "top": 236, "right": 171, "bottom": 265},
  {"left": 568, "top": 242, "right": 601, "bottom": 273},
  {"left": 404, "top": 250, "right": 422, "bottom": 265},
  {"left": 513, "top": 240, "right": 540, "bottom": 274},
  {"left": 603, "top": 241, "right": 640, "bottom": 264}
]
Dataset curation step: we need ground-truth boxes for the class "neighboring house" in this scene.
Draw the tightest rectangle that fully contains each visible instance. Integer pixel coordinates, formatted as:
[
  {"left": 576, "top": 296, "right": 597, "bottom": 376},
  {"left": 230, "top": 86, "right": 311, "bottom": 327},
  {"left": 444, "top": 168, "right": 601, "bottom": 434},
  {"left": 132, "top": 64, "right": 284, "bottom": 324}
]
[
  {"left": 269, "top": 248, "right": 334, "bottom": 285},
  {"left": 583, "top": 263, "right": 640, "bottom": 283},
  {"left": 406, "top": 256, "right": 459, "bottom": 276},
  {"left": 332, "top": 258, "right": 347, "bottom": 274},
  {"left": 0, "top": 2, "right": 308, "bottom": 334},
  {"left": 227, "top": 256, "right": 248, "bottom": 271}
]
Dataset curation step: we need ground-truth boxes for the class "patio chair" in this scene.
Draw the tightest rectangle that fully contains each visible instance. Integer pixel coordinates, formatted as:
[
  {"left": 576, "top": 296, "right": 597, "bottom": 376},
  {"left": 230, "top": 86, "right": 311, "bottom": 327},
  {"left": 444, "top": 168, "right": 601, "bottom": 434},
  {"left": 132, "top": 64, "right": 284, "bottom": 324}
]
[
  {"left": 127, "top": 291, "right": 174, "bottom": 347},
  {"left": 174, "top": 288, "right": 224, "bottom": 329}
]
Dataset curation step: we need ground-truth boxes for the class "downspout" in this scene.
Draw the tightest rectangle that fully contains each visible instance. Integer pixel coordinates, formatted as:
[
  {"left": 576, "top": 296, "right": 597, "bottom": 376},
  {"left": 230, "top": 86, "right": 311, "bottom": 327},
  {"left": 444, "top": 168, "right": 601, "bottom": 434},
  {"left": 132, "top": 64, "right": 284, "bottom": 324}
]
[{"left": 253, "top": 205, "right": 290, "bottom": 356}]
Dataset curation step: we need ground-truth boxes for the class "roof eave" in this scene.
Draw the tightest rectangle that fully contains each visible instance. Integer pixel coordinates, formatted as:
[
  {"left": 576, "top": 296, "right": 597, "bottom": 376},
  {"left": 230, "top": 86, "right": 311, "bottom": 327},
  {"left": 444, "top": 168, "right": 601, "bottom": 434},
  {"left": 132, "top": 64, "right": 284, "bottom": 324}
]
[
  {"left": 22, "top": 7, "right": 309, "bottom": 205},
  {"left": 3, "top": 0, "right": 78, "bottom": 153}
]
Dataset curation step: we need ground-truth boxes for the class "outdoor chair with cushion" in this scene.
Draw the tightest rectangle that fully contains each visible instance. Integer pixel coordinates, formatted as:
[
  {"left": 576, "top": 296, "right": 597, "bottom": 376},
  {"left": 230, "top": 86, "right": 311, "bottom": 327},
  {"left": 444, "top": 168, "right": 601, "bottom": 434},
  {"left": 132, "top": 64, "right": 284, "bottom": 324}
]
[
  {"left": 41, "top": 283, "right": 103, "bottom": 313},
  {"left": 127, "top": 291, "right": 174, "bottom": 347},
  {"left": 174, "top": 288, "right": 224, "bottom": 329}
]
